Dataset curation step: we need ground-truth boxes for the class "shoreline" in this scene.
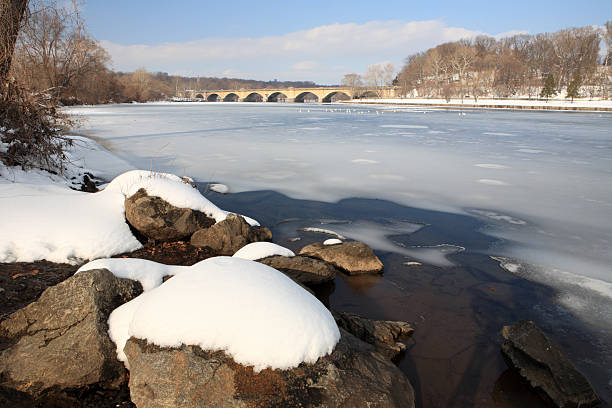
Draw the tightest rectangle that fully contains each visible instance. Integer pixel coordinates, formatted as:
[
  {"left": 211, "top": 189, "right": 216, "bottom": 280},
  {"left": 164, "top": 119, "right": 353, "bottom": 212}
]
[{"left": 342, "top": 98, "right": 612, "bottom": 112}]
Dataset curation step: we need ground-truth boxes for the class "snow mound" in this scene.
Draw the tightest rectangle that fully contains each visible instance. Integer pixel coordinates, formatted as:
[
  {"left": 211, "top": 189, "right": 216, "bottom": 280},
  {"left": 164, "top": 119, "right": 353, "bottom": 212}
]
[
  {"left": 108, "top": 257, "right": 340, "bottom": 371},
  {"left": 104, "top": 170, "right": 258, "bottom": 226},
  {"left": 233, "top": 242, "right": 295, "bottom": 260},
  {"left": 77, "top": 258, "right": 188, "bottom": 291},
  {"left": 323, "top": 238, "right": 343, "bottom": 246},
  {"left": 0, "top": 169, "right": 259, "bottom": 264}
]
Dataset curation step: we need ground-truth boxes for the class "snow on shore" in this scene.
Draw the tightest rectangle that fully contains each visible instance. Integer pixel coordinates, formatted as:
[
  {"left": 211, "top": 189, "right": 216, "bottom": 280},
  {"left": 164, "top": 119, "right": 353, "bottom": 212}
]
[
  {"left": 348, "top": 97, "right": 612, "bottom": 110},
  {"left": 106, "top": 256, "right": 340, "bottom": 370},
  {"left": 0, "top": 155, "right": 258, "bottom": 263}
]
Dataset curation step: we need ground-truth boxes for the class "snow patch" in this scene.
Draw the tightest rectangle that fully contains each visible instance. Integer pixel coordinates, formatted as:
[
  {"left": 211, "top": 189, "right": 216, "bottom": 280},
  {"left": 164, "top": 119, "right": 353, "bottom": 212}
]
[
  {"left": 208, "top": 183, "right": 230, "bottom": 194},
  {"left": 474, "top": 163, "right": 509, "bottom": 169},
  {"left": 299, "top": 227, "right": 346, "bottom": 240},
  {"left": 77, "top": 258, "right": 187, "bottom": 291},
  {"left": 233, "top": 242, "right": 295, "bottom": 260},
  {"left": 323, "top": 239, "right": 343, "bottom": 246}
]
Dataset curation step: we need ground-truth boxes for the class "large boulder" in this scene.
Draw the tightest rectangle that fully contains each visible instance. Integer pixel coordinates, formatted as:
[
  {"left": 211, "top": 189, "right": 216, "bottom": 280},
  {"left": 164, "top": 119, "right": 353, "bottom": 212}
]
[
  {"left": 333, "top": 311, "right": 414, "bottom": 360},
  {"left": 124, "top": 329, "right": 415, "bottom": 408},
  {"left": 298, "top": 241, "right": 384, "bottom": 275},
  {"left": 501, "top": 320, "right": 600, "bottom": 408},
  {"left": 0, "top": 269, "right": 143, "bottom": 397},
  {"left": 125, "top": 188, "right": 215, "bottom": 241},
  {"left": 190, "top": 214, "right": 272, "bottom": 255},
  {"left": 258, "top": 255, "right": 337, "bottom": 285}
]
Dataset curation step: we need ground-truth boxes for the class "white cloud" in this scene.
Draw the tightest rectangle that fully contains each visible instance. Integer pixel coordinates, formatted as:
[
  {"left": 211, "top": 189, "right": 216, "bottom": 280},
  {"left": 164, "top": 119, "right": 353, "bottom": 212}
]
[
  {"left": 292, "top": 60, "right": 320, "bottom": 71},
  {"left": 100, "top": 20, "right": 516, "bottom": 84}
]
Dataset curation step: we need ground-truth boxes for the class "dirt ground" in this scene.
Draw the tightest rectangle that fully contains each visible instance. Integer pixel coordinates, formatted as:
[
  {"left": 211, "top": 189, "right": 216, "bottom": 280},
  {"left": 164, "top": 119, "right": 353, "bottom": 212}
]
[{"left": 0, "top": 240, "right": 214, "bottom": 407}]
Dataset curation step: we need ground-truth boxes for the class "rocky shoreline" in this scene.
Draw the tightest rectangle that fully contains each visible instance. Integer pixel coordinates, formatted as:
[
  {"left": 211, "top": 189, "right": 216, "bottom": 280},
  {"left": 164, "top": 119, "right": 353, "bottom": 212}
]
[{"left": 0, "top": 176, "right": 602, "bottom": 407}]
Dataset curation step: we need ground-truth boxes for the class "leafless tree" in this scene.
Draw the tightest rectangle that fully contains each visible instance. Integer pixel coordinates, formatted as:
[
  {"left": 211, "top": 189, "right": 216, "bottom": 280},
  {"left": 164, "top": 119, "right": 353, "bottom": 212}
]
[
  {"left": 12, "top": 0, "right": 110, "bottom": 101},
  {"left": 341, "top": 73, "right": 363, "bottom": 98},
  {"left": 0, "top": 0, "right": 28, "bottom": 84},
  {"left": 364, "top": 62, "right": 394, "bottom": 97}
]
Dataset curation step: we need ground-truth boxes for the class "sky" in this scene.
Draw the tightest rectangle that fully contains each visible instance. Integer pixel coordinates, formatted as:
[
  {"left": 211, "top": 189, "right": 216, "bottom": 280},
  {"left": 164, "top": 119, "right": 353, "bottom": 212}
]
[{"left": 82, "top": 0, "right": 612, "bottom": 85}]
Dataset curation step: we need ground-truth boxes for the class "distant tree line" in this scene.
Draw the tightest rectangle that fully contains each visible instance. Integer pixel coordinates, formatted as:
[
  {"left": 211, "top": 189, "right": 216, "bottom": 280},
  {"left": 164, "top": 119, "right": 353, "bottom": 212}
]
[
  {"left": 393, "top": 23, "right": 612, "bottom": 100},
  {"left": 8, "top": 1, "right": 322, "bottom": 105}
]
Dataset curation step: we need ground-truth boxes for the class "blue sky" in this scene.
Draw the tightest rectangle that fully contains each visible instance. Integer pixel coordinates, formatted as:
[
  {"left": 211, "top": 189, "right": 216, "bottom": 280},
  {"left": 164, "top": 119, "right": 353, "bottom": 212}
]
[{"left": 82, "top": 0, "right": 612, "bottom": 84}]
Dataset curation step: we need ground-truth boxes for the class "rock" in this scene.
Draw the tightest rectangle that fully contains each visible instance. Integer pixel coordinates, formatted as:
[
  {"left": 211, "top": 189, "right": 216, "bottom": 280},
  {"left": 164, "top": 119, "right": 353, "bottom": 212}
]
[
  {"left": 0, "top": 269, "right": 143, "bottom": 397},
  {"left": 258, "top": 255, "right": 337, "bottom": 285},
  {"left": 124, "top": 329, "right": 414, "bottom": 408},
  {"left": 190, "top": 214, "right": 272, "bottom": 255},
  {"left": 501, "top": 320, "right": 600, "bottom": 408},
  {"left": 298, "top": 241, "right": 384, "bottom": 275},
  {"left": 125, "top": 188, "right": 215, "bottom": 241},
  {"left": 80, "top": 173, "right": 98, "bottom": 192},
  {"left": 333, "top": 311, "right": 414, "bottom": 359}
]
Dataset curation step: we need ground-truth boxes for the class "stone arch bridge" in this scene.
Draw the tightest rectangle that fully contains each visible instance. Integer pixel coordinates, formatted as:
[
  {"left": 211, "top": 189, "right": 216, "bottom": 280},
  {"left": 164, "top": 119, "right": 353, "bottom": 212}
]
[{"left": 180, "top": 87, "right": 395, "bottom": 103}]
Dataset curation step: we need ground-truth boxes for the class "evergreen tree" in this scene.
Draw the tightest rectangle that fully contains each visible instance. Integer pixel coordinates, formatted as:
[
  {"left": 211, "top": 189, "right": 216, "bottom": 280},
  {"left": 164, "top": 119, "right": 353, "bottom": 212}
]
[
  {"left": 540, "top": 74, "right": 557, "bottom": 100},
  {"left": 566, "top": 72, "right": 581, "bottom": 101}
]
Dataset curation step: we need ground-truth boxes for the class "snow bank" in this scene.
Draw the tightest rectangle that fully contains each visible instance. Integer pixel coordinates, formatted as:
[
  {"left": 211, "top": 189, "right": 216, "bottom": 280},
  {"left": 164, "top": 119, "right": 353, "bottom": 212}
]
[
  {"left": 108, "top": 257, "right": 340, "bottom": 371},
  {"left": 0, "top": 168, "right": 259, "bottom": 263},
  {"left": 0, "top": 181, "right": 142, "bottom": 263},
  {"left": 351, "top": 97, "right": 612, "bottom": 110},
  {"left": 232, "top": 242, "right": 295, "bottom": 260}
]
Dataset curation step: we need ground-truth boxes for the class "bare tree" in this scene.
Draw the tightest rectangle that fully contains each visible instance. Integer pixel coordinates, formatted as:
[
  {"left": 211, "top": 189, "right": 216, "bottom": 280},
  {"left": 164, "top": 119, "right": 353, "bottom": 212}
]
[
  {"left": 12, "top": 0, "right": 110, "bottom": 101},
  {"left": 364, "top": 62, "right": 394, "bottom": 97},
  {"left": 449, "top": 42, "right": 475, "bottom": 102},
  {"left": 341, "top": 73, "right": 363, "bottom": 98},
  {"left": 0, "top": 0, "right": 28, "bottom": 84}
]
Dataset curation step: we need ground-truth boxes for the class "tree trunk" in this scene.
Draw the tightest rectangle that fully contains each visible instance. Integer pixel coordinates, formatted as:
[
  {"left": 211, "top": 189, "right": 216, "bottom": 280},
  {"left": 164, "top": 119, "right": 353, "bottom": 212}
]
[{"left": 0, "top": 0, "right": 28, "bottom": 84}]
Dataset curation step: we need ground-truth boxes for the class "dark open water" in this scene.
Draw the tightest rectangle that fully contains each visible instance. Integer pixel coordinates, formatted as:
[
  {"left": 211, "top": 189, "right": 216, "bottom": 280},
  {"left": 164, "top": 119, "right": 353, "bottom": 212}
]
[{"left": 202, "top": 186, "right": 611, "bottom": 408}]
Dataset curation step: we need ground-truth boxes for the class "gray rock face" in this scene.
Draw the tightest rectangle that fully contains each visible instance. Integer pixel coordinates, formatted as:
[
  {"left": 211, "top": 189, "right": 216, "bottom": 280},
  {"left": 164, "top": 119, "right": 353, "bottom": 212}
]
[
  {"left": 190, "top": 214, "right": 272, "bottom": 255},
  {"left": 298, "top": 241, "right": 384, "bottom": 275},
  {"left": 124, "top": 329, "right": 415, "bottom": 408},
  {"left": 125, "top": 188, "right": 215, "bottom": 241},
  {"left": 333, "top": 311, "right": 414, "bottom": 359},
  {"left": 501, "top": 320, "right": 600, "bottom": 408},
  {"left": 0, "top": 269, "right": 143, "bottom": 397},
  {"left": 258, "top": 255, "right": 337, "bottom": 285}
]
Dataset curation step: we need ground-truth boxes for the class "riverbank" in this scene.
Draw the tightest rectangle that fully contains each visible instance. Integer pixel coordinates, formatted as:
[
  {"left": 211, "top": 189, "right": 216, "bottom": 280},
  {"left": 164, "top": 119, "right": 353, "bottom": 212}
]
[{"left": 344, "top": 97, "right": 612, "bottom": 112}]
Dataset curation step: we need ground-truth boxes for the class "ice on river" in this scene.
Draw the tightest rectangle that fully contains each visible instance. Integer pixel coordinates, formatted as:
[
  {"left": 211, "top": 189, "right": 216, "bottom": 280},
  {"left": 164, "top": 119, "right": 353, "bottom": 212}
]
[{"left": 64, "top": 103, "right": 612, "bottom": 298}]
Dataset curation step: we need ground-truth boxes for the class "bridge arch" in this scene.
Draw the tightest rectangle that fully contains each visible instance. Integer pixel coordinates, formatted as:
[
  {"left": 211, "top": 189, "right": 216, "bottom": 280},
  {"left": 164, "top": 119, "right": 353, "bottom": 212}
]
[
  {"left": 267, "top": 92, "right": 288, "bottom": 102},
  {"left": 207, "top": 93, "right": 220, "bottom": 102},
  {"left": 244, "top": 92, "right": 264, "bottom": 102},
  {"left": 359, "top": 90, "right": 379, "bottom": 99},
  {"left": 195, "top": 94, "right": 204, "bottom": 99},
  {"left": 295, "top": 92, "right": 319, "bottom": 103},
  {"left": 322, "top": 91, "right": 351, "bottom": 103},
  {"left": 223, "top": 93, "right": 239, "bottom": 102}
]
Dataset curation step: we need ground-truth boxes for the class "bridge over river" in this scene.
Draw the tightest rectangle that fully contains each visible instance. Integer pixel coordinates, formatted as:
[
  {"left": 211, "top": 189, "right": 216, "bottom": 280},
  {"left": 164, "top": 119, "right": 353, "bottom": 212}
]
[{"left": 179, "top": 87, "right": 396, "bottom": 102}]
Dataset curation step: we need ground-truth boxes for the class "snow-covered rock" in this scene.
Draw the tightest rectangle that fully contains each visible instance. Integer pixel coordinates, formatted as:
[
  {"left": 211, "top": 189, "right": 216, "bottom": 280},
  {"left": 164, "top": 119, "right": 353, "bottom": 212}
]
[
  {"left": 0, "top": 169, "right": 259, "bottom": 264},
  {"left": 124, "top": 188, "right": 215, "bottom": 241},
  {"left": 109, "top": 257, "right": 340, "bottom": 371},
  {"left": 232, "top": 242, "right": 295, "bottom": 261}
]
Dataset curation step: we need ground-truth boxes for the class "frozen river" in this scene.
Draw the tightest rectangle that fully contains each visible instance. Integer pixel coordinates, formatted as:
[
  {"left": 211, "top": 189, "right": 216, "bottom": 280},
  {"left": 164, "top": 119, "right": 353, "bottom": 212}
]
[
  {"left": 67, "top": 102, "right": 612, "bottom": 321},
  {"left": 66, "top": 101, "right": 612, "bottom": 404}
]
